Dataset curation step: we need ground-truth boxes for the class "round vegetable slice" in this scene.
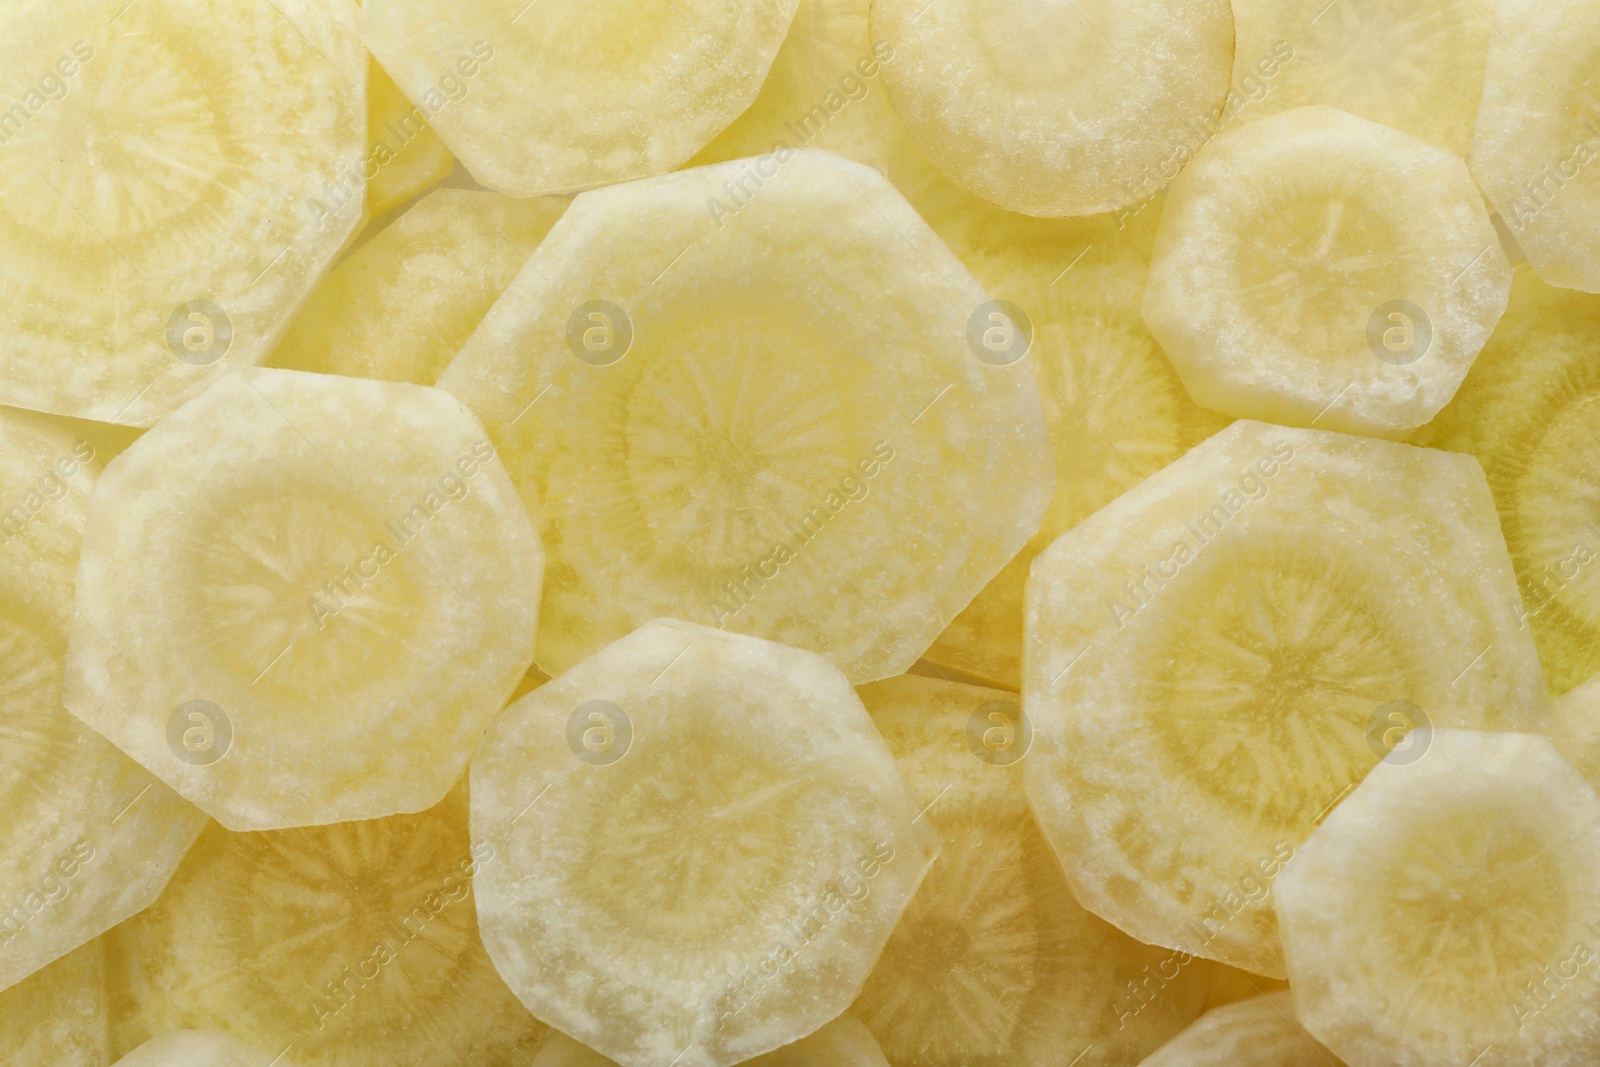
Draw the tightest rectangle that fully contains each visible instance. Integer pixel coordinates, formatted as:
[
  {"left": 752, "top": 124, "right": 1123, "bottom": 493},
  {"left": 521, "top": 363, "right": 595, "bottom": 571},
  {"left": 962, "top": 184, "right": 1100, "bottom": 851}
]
[
  {"left": 854, "top": 675, "right": 1212, "bottom": 1066},
  {"left": 0, "top": 939, "right": 112, "bottom": 1066},
  {"left": 1414, "top": 266, "right": 1600, "bottom": 694},
  {"left": 1228, "top": 0, "right": 1492, "bottom": 155},
  {"left": 470, "top": 619, "right": 938, "bottom": 1067},
  {"left": 1025, "top": 422, "right": 1549, "bottom": 978},
  {"left": 1470, "top": 0, "right": 1600, "bottom": 293},
  {"left": 0, "top": 408, "right": 204, "bottom": 994},
  {"left": 1139, "top": 993, "right": 1343, "bottom": 1067},
  {"left": 918, "top": 195, "right": 1228, "bottom": 689},
  {"left": 436, "top": 149, "right": 1052, "bottom": 683},
  {"left": 870, "top": 0, "right": 1235, "bottom": 216},
  {"left": 62, "top": 367, "right": 543, "bottom": 830},
  {"left": 1276, "top": 731, "right": 1600, "bottom": 1066},
  {"left": 532, "top": 1017, "right": 891, "bottom": 1067},
  {"left": 104, "top": 782, "right": 547, "bottom": 1067},
  {"left": 1144, "top": 106, "right": 1511, "bottom": 438},
  {"left": 0, "top": 0, "right": 365, "bottom": 426},
  {"left": 114, "top": 1032, "right": 299, "bottom": 1067},
  {"left": 360, "top": 0, "right": 802, "bottom": 196},
  {"left": 271, "top": 187, "right": 565, "bottom": 386}
]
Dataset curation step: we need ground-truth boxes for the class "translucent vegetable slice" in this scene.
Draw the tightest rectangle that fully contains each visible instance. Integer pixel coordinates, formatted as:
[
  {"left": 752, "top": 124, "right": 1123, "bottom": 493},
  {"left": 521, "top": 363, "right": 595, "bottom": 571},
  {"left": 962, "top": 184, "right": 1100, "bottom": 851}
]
[
  {"left": 437, "top": 149, "right": 1052, "bottom": 682},
  {"left": 1276, "top": 730, "right": 1600, "bottom": 1066},
  {"left": 690, "top": 0, "right": 899, "bottom": 174},
  {"left": 62, "top": 367, "right": 543, "bottom": 831},
  {"left": 0, "top": 409, "right": 204, "bottom": 993},
  {"left": 0, "top": 0, "right": 365, "bottom": 426},
  {"left": 1143, "top": 105, "right": 1511, "bottom": 438},
  {"left": 853, "top": 675, "right": 1211, "bottom": 1066},
  {"left": 532, "top": 1017, "right": 891, "bottom": 1067},
  {"left": 1025, "top": 421, "right": 1549, "bottom": 978},
  {"left": 0, "top": 939, "right": 112, "bottom": 1066},
  {"left": 104, "top": 781, "right": 547, "bottom": 1067},
  {"left": 470, "top": 619, "right": 938, "bottom": 1067},
  {"left": 919, "top": 196, "right": 1229, "bottom": 688},
  {"left": 1228, "top": 0, "right": 1492, "bottom": 154},
  {"left": 360, "top": 0, "right": 802, "bottom": 196},
  {"left": 114, "top": 1032, "right": 298, "bottom": 1067},
  {"left": 364, "top": 59, "right": 454, "bottom": 219},
  {"left": 271, "top": 188, "right": 565, "bottom": 385},
  {"left": 1470, "top": 0, "right": 1600, "bottom": 293},
  {"left": 1139, "top": 993, "right": 1344, "bottom": 1067},
  {"left": 870, "top": 0, "right": 1235, "bottom": 216},
  {"left": 1415, "top": 268, "right": 1600, "bottom": 695}
]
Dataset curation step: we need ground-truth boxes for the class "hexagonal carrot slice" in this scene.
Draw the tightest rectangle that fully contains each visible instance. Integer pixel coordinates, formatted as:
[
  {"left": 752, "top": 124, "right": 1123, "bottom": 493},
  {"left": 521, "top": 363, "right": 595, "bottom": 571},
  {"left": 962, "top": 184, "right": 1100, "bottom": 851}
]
[
  {"left": 1471, "top": 0, "right": 1600, "bottom": 294},
  {"left": 62, "top": 368, "right": 543, "bottom": 830},
  {"left": 360, "top": 0, "right": 801, "bottom": 196},
  {"left": 0, "top": 0, "right": 365, "bottom": 426},
  {"left": 470, "top": 619, "right": 938, "bottom": 1067},
  {"left": 1276, "top": 731, "right": 1600, "bottom": 1066},
  {"left": 437, "top": 149, "right": 1052, "bottom": 682},
  {"left": 0, "top": 408, "right": 204, "bottom": 994},
  {"left": 871, "top": 0, "right": 1235, "bottom": 216},
  {"left": 1025, "top": 422, "right": 1548, "bottom": 978},
  {"left": 1144, "top": 106, "right": 1510, "bottom": 438}
]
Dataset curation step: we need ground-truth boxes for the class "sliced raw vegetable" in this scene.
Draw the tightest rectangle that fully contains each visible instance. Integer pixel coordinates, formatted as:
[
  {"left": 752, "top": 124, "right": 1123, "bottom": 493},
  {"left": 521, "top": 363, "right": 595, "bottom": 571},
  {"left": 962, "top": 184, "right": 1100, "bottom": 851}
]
[
  {"left": 0, "top": 0, "right": 365, "bottom": 426},
  {"left": 470, "top": 619, "right": 938, "bottom": 1067},
  {"left": 1470, "top": 0, "right": 1600, "bottom": 293},
  {"left": 0, "top": 408, "right": 204, "bottom": 993},
  {"left": 361, "top": 0, "right": 801, "bottom": 195},
  {"left": 1276, "top": 730, "right": 1600, "bottom": 1067},
  {"left": 1144, "top": 106, "right": 1510, "bottom": 437},
  {"left": 62, "top": 368, "right": 542, "bottom": 830},
  {"left": 437, "top": 149, "right": 1052, "bottom": 682},
  {"left": 1025, "top": 422, "right": 1548, "bottom": 977},
  {"left": 104, "top": 781, "right": 548, "bottom": 1067},
  {"left": 871, "top": 0, "right": 1235, "bottom": 216}
]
